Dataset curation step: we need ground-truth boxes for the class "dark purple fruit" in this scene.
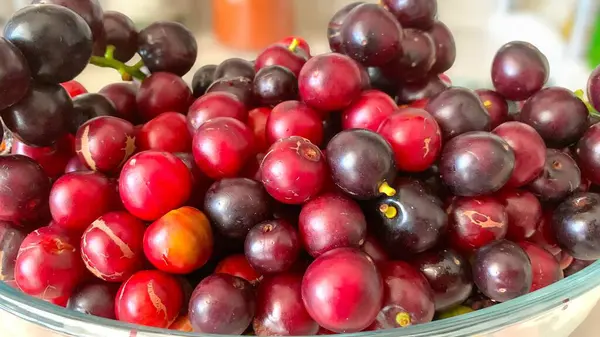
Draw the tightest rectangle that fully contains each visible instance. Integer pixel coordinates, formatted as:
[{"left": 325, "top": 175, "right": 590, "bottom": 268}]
[
  {"left": 67, "top": 282, "right": 119, "bottom": 319},
  {"left": 244, "top": 219, "right": 300, "bottom": 274},
  {"left": 396, "top": 75, "right": 449, "bottom": 104},
  {"left": 553, "top": 193, "right": 600, "bottom": 260},
  {"left": 206, "top": 76, "right": 254, "bottom": 108},
  {"left": 327, "top": 2, "right": 364, "bottom": 53},
  {"left": 382, "top": 0, "right": 437, "bottom": 30},
  {"left": 67, "top": 93, "right": 117, "bottom": 134},
  {"left": 428, "top": 21, "right": 456, "bottom": 74},
  {"left": 0, "top": 38, "right": 31, "bottom": 111},
  {"left": 214, "top": 58, "right": 255, "bottom": 81},
  {"left": 576, "top": 123, "right": 600, "bottom": 186},
  {"left": 0, "top": 222, "right": 27, "bottom": 282},
  {"left": 192, "top": 64, "right": 217, "bottom": 98},
  {"left": 252, "top": 65, "right": 298, "bottom": 106},
  {"left": 529, "top": 149, "right": 581, "bottom": 203},
  {"left": 381, "top": 28, "right": 436, "bottom": 83}
]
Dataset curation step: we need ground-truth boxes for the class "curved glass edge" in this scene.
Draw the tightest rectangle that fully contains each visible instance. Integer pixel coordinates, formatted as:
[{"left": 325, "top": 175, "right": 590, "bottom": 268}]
[{"left": 0, "top": 260, "right": 599, "bottom": 337}]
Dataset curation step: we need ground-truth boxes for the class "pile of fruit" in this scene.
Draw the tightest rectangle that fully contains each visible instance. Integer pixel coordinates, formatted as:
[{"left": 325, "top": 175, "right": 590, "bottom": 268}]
[{"left": 1, "top": 0, "right": 600, "bottom": 335}]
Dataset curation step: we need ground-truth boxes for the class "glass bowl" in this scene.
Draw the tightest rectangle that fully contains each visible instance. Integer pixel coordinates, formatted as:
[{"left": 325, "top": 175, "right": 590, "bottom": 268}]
[{"left": 0, "top": 260, "right": 599, "bottom": 337}]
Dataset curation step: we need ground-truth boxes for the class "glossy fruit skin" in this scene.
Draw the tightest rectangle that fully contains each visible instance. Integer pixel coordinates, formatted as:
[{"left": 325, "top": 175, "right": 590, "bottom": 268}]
[
  {"left": 266, "top": 101, "right": 323, "bottom": 146},
  {"left": 412, "top": 249, "right": 473, "bottom": 311},
  {"left": 136, "top": 72, "right": 192, "bottom": 122},
  {"left": 492, "top": 121, "right": 546, "bottom": 188},
  {"left": 187, "top": 91, "right": 247, "bottom": 134},
  {"left": 11, "top": 136, "right": 73, "bottom": 179},
  {"left": 49, "top": 171, "right": 117, "bottom": 233},
  {"left": 189, "top": 274, "right": 256, "bottom": 334},
  {"left": 75, "top": 116, "right": 136, "bottom": 173},
  {"left": 67, "top": 93, "right": 118, "bottom": 134},
  {"left": 341, "top": 90, "right": 399, "bottom": 132},
  {"left": 518, "top": 241, "right": 563, "bottom": 291},
  {"left": 428, "top": 21, "right": 456, "bottom": 74},
  {"left": 255, "top": 43, "right": 308, "bottom": 78},
  {"left": 206, "top": 77, "right": 255, "bottom": 108},
  {"left": 529, "top": 209, "right": 562, "bottom": 256},
  {"left": 204, "top": 178, "right": 271, "bottom": 239},
  {"left": 245, "top": 219, "right": 300, "bottom": 274},
  {"left": 137, "top": 112, "right": 191, "bottom": 153},
  {"left": 215, "top": 254, "right": 262, "bottom": 284},
  {"left": 301, "top": 248, "right": 383, "bottom": 333},
  {"left": 119, "top": 151, "right": 192, "bottom": 221},
  {"left": 476, "top": 89, "right": 509, "bottom": 129},
  {"left": 99, "top": 82, "right": 138, "bottom": 123},
  {"left": 144, "top": 207, "right": 213, "bottom": 274},
  {"left": 371, "top": 261, "right": 435, "bottom": 329},
  {"left": 248, "top": 107, "right": 271, "bottom": 153},
  {"left": 0, "top": 38, "right": 31, "bottom": 110},
  {"left": 64, "top": 156, "right": 89, "bottom": 174},
  {"left": 328, "top": 2, "right": 364, "bottom": 53},
  {"left": 299, "top": 193, "right": 367, "bottom": 257},
  {"left": 254, "top": 274, "right": 320, "bottom": 336},
  {"left": 425, "top": 87, "right": 491, "bottom": 140},
  {"left": 137, "top": 21, "right": 197, "bottom": 76},
  {"left": 261, "top": 136, "right": 327, "bottom": 204},
  {"left": 366, "top": 67, "right": 397, "bottom": 97},
  {"left": 382, "top": 0, "right": 437, "bottom": 29},
  {"left": 15, "top": 226, "right": 85, "bottom": 300},
  {"left": 552, "top": 193, "right": 600, "bottom": 260},
  {"left": 496, "top": 189, "right": 542, "bottom": 241},
  {"left": 192, "top": 117, "right": 255, "bottom": 180},
  {"left": 528, "top": 149, "right": 581, "bottom": 203},
  {"left": 377, "top": 108, "right": 442, "bottom": 172},
  {"left": 362, "top": 235, "right": 390, "bottom": 263},
  {"left": 299, "top": 53, "right": 362, "bottom": 112},
  {"left": 0, "top": 222, "right": 26, "bottom": 282},
  {"left": 340, "top": 3, "right": 402, "bottom": 67},
  {"left": 448, "top": 196, "right": 508, "bottom": 253},
  {"left": 4, "top": 4, "right": 92, "bottom": 83},
  {"left": 588, "top": 64, "right": 600, "bottom": 112},
  {"left": 101, "top": 11, "right": 138, "bottom": 62},
  {"left": 520, "top": 87, "right": 588, "bottom": 148},
  {"left": 492, "top": 41, "right": 549, "bottom": 101},
  {"left": 67, "top": 282, "right": 119, "bottom": 319},
  {"left": 116, "top": 270, "right": 184, "bottom": 328},
  {"left": 326, "top": 129, "right": 396, "bottom": 199},
  {"left": 214, "top": 58, "right": 256, "bottom": 80},
  {"left": 253, "top": 65, "right": 298, "bottom": 107},
  {"left": 381, "top": 28, "right": 436, "bottom": 83},
  {"left": 396, "top": 75, "right": 449, "bottom": 105},
  {"left": 440, "top": 131, "right": 515, "bottom": 196},
  {"left": 192, "top": 64, "right": 217, "bottom": 97},
  {"left": 2, "top": 83, "right": 72, "bottom": 147},
  {"left": 576, "top": 123, "right": 600, "bottom": 185},
  {"left": 61, "top": 80, "right": 88, "bottom": 98},
  {"left": 80, "top": 211, "right": 145, "bottom": 282},
  {"left": 472, "top": 240, "right": 533, "bottom": 302}
]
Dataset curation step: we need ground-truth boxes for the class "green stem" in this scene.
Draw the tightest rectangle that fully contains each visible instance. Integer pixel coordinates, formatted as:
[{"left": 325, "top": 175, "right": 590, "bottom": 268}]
[
  {"left": 89, "top": 45, "right": 147, "bottom": 81},
  {"left": 574, "top": 89, "right": 600, "bottom": 118}
]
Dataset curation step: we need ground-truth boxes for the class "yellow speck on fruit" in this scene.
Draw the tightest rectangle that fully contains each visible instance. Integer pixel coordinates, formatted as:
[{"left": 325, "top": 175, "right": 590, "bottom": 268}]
[
  {"left": 395, "top": 312, "right": 412, "bottom": 327},
  {"left": 379, "top": 204, "right": 398, "bottom": 219},
  {"left": 378, "top": 181, "right": 396, "bottom": 197},
  {"left": 483, "top": 100, "right": 492, "bottom": 108}
]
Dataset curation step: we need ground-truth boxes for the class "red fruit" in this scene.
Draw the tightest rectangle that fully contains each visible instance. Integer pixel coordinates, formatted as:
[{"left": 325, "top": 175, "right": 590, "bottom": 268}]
[
  {"left": 377, "top": 108, "right": 442, "bottom": 172},
  {"left": 254, "top": 273, "right": 319, "bottom": 336},
  {"left": 518, "top": 241, "right": 563, "bottom": 291},
  {"left": 342, "top": 90, "right": 399, "bottom": 132},
  {"left": 496, "top": 189, "right": 542, "bottom": 241},
  {"left": 64, "top": 155, "right": 89, "bottom": 174},
  {"left": 362, "top": 235, "right": 389, "bottom": 263},
  {"left": 299, "top": 53, "right": 362, "bottom": 112},
  {"left": 448, "top": 196, "right": 508, "bottom": 253},
  {"left": 248, "top": 107, "right": 271, "bottom": 153},
  {"left": 302, "top": 248, "right": 383, "bottom": 333},
  {"left": 119, "top": 151, "right": 192, "bottom": 221},
  {"left": 245, "top": 219, "right": 300, "bottom": 274},
  {"left": 136, "top": 72, "right": 192, "bottom": 121},
  {"left": 255, "top": 41, "right": 309, "bottom": 77},
  {"left": 261, "top": 136, "right": 327, "bottom": 204},
  {"left": 174, "top": 152, "right": 214, "bottom": 208},
  {"left": 192, "top": 117, "right": 255, "bottom": 180},
  {"left": 299, "top": 193, "right": 367, "bottom": 257},
  {"left": 61, "top": 80, "right": 87, "bottom": 98},
  {"left": 215, "top": 254, "right": 262, "bottom": 284},
  {"left": 475, "top": 89, "right": 509, "bottom": 129},
  {"left": 144, "top": 206, "right": 213, "bottom": 274},
  {"left": 492, "top": 121, "right": 546, "bottom": 188},
  {"left": 529, "top": 210, "right": 561, "bottom": 256},
  {"left": 99, "top": 82, "right": 139, "bottom": 123},
  {"left": 371, "top": 261, "right": 435, "bottom": 329},
  {"left": 266, "top": 101, "right": 323, "bottom": 146},
  {"left": 80, "top": 212, "right": 146, "bottom": 282},
  {"left": 75, "top": 116, "right": 136, "bottom": 173},
  {"left": 11, "top": 135, "right": 73, "bottom": 179},
  {"left": 116, "top": 270, "right": 184, "bottom": 328},
  {"left": 137, "top": 112, "right": 191, "bottom": 153},
  {"left": 186, "top": 91, "right": 247, "bottom": 134},
  {"left": 15, "top": 226, "right": 85, "bottom": 299},
  {"left": 50, "top": 171, "right": 118, "bottom": 233}
]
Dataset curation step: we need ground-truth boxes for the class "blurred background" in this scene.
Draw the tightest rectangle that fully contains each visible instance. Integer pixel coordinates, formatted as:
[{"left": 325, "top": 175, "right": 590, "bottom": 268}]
[{"left": 2, "top": 0, "right": 599, "bottom": 92}]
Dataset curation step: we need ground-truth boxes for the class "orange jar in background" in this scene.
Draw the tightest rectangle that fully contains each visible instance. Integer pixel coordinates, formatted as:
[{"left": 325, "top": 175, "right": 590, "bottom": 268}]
[{"left": 212, "top": 0, "right": 294, "bottom": 51}]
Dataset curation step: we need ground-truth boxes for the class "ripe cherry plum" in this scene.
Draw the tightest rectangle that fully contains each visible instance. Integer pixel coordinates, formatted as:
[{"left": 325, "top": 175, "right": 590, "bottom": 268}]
[
  {"left": 0, "top": 222, "right": 26, "bottom": 282},
  {"left": 553, "top": 193, "right": 600, "bottom": 260},
  {"left": 341, "top": 90, "right": 399, "bottom": 132},
  {"left": 191, "top": 64, "right": 217, "bottom": 97},
  {"left": 518, "top": 241, "right": 563, "bottom": 291},
  {"left": 327, "top": 2, "right": 364, "bottom": 53},
  {"left": 116, "top": 270, "right": 183, "bottom": 328},
  {"left": 119, "top": 151, "right": 192, "bottom": 221},
  {"left": 189, "top": 274, "right": 256, "bottom": 334},
  {"left": 302, "top": 248, "right": 383, "bottom": 333},
  {"left": 266, "top": 101, "right": 323, "bottom": 146},
  {"left": 428, "top": 21, "right": 456, "bottom": 74},
  {"left": 382, "top": 0, "right": 437, "bottom": 29},
  {"left": 81, "top": 211, "right": 145, "bottom": 282},
  {"left": 576, "top": 123, "right": 600, "bottom": 185},
  {"left": 425, "top": 87, "right": 491, "bottom": 140},
  {"left": 137, "top": 112, "right": 191, "bottom": 153},
  {"left": 528, "top": 149, "right": 581, "bottom": 202},
  {"left": 215, "top": 254, "right": 262, "bottom": 284},
  {"left": 187, "top": 92, "right": 247, "bottom": 134},
  {"left": 253, "top": 65, "right": 298, "bottom": 107},
  {"left": 136, "top": 72, "right": 192, "bottom": 121},
  {"left": 491, "top": 41, "right": 549, "bottom": 101},
  {"left": 496, "top": 189, "right": 542, "bottom": 241},
  {"left": 67, "top": 282, "right": 119, "bottom": 319},
  {"left": 137, "top": 21, "right": 197, "bottom": 76},
  {"left": 412, "top": 249, "right": 473, "bottom": 311},
  {"left": 381, "top": 28, "right": 436, "bottom": 83},
  {"left": 261, "top": 136, "right": 327, "bottom": 204},
  {"left": 472, "top": 240, "right": 532, "bottom": 302},
  {"left": 255, "top": 41, "right": 308, "bottom": 77},
  {"left": 99, "top": 82, "right": 138, "bottom": 123},
  {"left": 299, "top": 193, "right": 367, "bottom": 257},
  {"left": 204, "top": 178, "right": 271, "bottom": 239},
  {"left": 214, "top": 58, "right": 255, "bottom": 81},
  {"left": 11, "top": 136, "right": 73, "bottom": 179},
  {"left": 245, "top": 219, "right": 300, "bottom": 274},
  {"left": 326, "top": 129, "right": 397, "bottom": 199},
  {"left": 248, "top": 107, "right": 271, "bottom": 152},
  {"left": 64, "top": 156, "right": 89, "bottom": 174},
  {"left": 476, "top": 89, "right": 509, "bottom": 129},
  {"left": 440, "top": 132, "right": 515, "bottom": 196}
]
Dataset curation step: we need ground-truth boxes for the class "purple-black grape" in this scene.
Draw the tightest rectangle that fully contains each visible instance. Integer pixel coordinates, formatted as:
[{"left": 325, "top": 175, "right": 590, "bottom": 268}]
[
  {"left": 67, "top": 283, "right": 119, "bottom": 319},
  {"left": 100, "top": 11, "right": 138, "bottom": 62},
  {"left": 138, "top": 21, "right": 198, "bottom": 76},
  {"left": 252, "top": 65, "right": 298, "bottom": 107},
  {"left": 192, "top": 65, "right": 218, "bottom": 98},
  {"left": 66, "top": 93, "right": 117, "bottom": 134},
  {"left": 553, "top": 192, "right": 600, "bottom": 260},
  {"left": 0, "top": 38, "right": 31, "bottom": 111},
  {"left": 528, "top": 149, "right": 581, "bottom": 203},
  {"left": 214, "top": 58, "right": 256, "bottom": 81},
  {"left": 382, "top": 0, "right": 437, "bottom": 30},
  {"left": 429, "top": 21, "right": 456, "bottom": 74},
  {"left": 327, "top": 2, "right": 364, "bottom": 53}
]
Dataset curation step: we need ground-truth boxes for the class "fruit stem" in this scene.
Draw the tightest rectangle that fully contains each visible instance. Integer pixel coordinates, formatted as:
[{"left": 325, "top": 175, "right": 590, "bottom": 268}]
[
  {"left": 395, "top": 312, "right": 412, "bottom": 327},
  {"left": 379, "top": 204, "right": 398, "bottom": 219},
  {"left": 378, "top": 181, "right": 397, "bottom": 197},
  {"left": 89, "top": 45, "right": 147, "bottom": 81},
  {"left": 574, "top": 89, "right": 600, "bottom": 118},
  {"left": 288, "top": 38, "right": 300, "bottom": 52}
]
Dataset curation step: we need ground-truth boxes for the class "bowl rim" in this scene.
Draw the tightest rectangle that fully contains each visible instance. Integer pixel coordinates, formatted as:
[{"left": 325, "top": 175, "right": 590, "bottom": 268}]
[{"left": 1, "top": 260, "right": 599, "bottom": 337}]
